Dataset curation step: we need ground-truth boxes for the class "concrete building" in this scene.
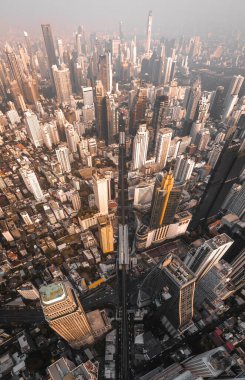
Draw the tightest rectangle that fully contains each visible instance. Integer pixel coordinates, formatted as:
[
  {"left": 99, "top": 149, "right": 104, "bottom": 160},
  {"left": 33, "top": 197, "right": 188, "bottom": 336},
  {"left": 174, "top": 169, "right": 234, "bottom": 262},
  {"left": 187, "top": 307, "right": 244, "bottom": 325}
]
[
  {"left": 98, "top": 215, "right": 114, "bottom": 254},
  {"left": 132, "top": 124, "right": 149, "bottom": 170}
]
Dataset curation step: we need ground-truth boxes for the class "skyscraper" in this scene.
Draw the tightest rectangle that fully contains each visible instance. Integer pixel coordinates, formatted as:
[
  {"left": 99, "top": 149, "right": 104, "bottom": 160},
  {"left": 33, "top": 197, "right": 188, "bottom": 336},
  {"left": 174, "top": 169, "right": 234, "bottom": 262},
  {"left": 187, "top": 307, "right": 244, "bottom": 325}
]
[
  {"left": 150, "top": 172, "right": 183, "bottom": 229},
  {"left": 195, "top": 128, "right": 210, "bottom": 151},
  {"left": 145, "top": 11, "right": 153, "bottom": 54},
  {"left": 82, "top": 86, "right": 94, "bottom": 106},
  {"left": 24, "top": 110, "right": 43, "bottom": 147},
  {"left": 94, "top": 80, "right": 106, "bottom": 139},
  {"left": 183, "top": 347, "right": 232, "bottom": 378},
  {"left": 40, "top": 282, "right": 94, "bottom": 348},
  {"left": 5, "top": 43, "right": 25, "bottom": 97},
  {"left": 185, "top": 78, "right": 202, "bottom": 121},
  {"left": 163, "top": 57, "right": 173, "bottom": 85},
  {"left": 185, "top": 233, "right": 233, "bottom": 281},
  {"left": 92, "top": 173, "right": 109, "bottom": 215},
  {"left": 152, "top": 95, "right": 169, "bottom": 144},
  {"left": 190, "top": 139, "right": 245, "bottom": 229},
  {"left": 56, "top": 144, "right": 71, "bottom": 173},
  {"left": 129, "top": 87, "right": 148, "bottom": 134},
  {"left": 223, "top": 75, "right": 244, "bottom": 111},
  {"left": 132, "top": 124, "right": 149, "bottom": 170},
  {"left": 173, "top": 155, "right": 195, "bottom": 183},
  {"left": 223, "top": 182, "right": 245, "bottom": 218},
  {"left": 65, "top": 123, "right": 79, "bottom": 153},
  {"left": 154, "top": 128, "right": 172, "bottom": 167},
  {"left": 67, "top": 189, "right": 81, "bottom": 211},
  {"left": 52, "top": 65, "right": 72, "bottom": 104},
  {"left": 19, "top": 167, "right": 45, "bottom": 201},
  {"left": 106, "top": 94, "right": 119, "bottom": 145},
  {"left": 98, "top": 215, "right": 114, "bottom": 254},
  {"left": 98, "top": 52, "right": 112, "bottom": 93},
  {"left": 209, "top": 86, "right": 224, "bottom": 120},
  {"left": 41, "top": 24, "right": 57, "bottom": 84},
  {"left": 138, "top": 254, "right": 196, "bottom": 331}
]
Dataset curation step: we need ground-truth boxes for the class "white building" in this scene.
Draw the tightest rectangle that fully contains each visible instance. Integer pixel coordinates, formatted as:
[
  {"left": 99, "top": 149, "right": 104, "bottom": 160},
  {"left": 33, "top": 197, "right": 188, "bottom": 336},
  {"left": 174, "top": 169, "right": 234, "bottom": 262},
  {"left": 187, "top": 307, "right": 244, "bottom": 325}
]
[
  {"left": 19, "top": 167, "right": 45, "bottom": 201},
  {"left": 56, "top": 145, "right": 71, "bottom": 173},
  {"left": 24, "top": 110, "right": 43, "bottom": 147},
  {"left": 173, "top": 155, "right": 195, "bottom": 183},
  {"left": 65, "top": 123, "right": 79, "bottom": 153},
  {"left": 185, "top": 233, "right": 233, "bottom": 281},
  {"left": 132, "top": 124, "right": 149, "bottom": 170},
  {"left": 183, "top": 347, "right": 232, "bottom": 378},
  {"left": 92, "top": 174, "right": 109, "bottom": 215},
  {"left": 155, "top": 128, "right": 172, "bottom": 167}
]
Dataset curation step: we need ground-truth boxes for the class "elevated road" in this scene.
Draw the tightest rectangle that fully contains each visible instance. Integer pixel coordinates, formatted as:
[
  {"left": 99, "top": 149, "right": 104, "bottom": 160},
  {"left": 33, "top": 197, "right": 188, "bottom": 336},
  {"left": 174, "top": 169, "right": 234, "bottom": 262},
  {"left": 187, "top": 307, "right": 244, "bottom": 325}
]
[{"left": 117, "top": 112, "right": 131, "bottom": 380}]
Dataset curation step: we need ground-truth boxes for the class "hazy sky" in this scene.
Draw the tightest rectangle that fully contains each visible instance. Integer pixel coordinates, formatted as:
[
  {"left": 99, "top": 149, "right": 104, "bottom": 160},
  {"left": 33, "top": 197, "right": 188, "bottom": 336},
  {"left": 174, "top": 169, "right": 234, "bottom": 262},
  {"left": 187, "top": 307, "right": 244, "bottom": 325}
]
[{"left": 1, "top": 0, "right": 244, "bottom": 38}]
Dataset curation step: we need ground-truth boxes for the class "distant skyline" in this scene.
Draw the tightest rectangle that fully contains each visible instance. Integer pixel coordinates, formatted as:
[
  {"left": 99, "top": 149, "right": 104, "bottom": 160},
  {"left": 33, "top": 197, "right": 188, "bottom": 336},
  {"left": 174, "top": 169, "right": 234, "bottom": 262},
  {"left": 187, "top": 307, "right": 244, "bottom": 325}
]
[{"left": 0, "top": 0, "right": 245, "bottom": 39}]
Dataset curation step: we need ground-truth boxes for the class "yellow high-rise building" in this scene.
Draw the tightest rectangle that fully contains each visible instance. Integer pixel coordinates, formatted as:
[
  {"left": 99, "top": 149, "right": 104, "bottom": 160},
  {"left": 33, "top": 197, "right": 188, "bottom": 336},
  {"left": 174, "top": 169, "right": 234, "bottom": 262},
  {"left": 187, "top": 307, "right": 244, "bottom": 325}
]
[
  {"left": 40, "top": 282, "right": 94, "bottom": 348},
  {"left": 150, "top": 171, "right": 183, "bottom": 229},
  {"left": 98, "top": 215, "right": 114, "bottom": 254}
]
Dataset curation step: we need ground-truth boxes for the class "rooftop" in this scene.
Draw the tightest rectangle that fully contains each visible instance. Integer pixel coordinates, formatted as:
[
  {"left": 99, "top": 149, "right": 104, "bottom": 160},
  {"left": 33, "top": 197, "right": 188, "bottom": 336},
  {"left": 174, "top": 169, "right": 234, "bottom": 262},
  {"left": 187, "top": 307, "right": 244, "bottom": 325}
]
[{"left": 39, "top": 282, "right": 66, "bottom": 305}]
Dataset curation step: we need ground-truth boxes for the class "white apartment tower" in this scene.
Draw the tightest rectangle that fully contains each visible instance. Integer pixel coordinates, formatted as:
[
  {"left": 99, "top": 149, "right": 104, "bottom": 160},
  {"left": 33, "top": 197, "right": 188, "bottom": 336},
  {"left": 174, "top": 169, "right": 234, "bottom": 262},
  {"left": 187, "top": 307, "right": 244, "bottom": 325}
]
[
  {"left": 56, "top": 145, "right": 71, "bottom": 173},
  {"left": 24, "top": 110, "right": 43, "bottom": 148},
  {"left": 19, "top": 167, "right": 45, "bottom": 201},
  {"left": 155, "top": 128, "right": 172, "bottom": 167},
  {"left": 173, "top": 155, "right": 195, "bottom": 183},
  {"left": 132, "top": 124, "right": 149, "bottom": 170},
  {"left": 92, "top": 174, "right": 109, "bottom": 215}
]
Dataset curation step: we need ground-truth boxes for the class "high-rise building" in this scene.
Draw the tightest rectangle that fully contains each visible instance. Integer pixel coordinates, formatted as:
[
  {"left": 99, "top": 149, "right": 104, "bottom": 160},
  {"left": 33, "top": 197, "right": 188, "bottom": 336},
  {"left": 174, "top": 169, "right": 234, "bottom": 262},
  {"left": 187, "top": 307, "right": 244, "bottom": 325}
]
[
  {"left": 106, "top": 94, "right": 118, "bottom": 145},
  {"left": 173, "top": 155, "right": 195, "bottom": 183},
  {"left": 98, "top": 52, "right": 112, "bottom": 93},
  {"left": 24, "top": 110, "right": 43, "bottom": 147},
  {"left": 41, "top": 123, "right": 53, "bottom": 150},
  {"left": 19, "top": 167, "right": 45, "bottom": 201},
  {"left": 183, "top": 347, "right": 232, "bottom": 378},
  {"left": 185, "top": 78, "right": 202, "bottom": 121},
  {"left": 56, "top": 144, "right": 71, "bottom": 173},
  {"left": 208, "top": 144, "right": 223, "bottom": 169},
  {"left": 65, "top": 123, "right": 79, "bottom": 153},
  {"left": 229, "top": 248, "right": 245, "bottom": 292},
  {"left": 163, "top": 57, "right": 173, "bottom": 85},
  {"left": 47, "top": 357, "right": 99, "bottom": 380},
  {"left": 138, "top": 254, "right": 196, "bottom": 331},
  {"left": 94, "top": 80, "right": 106, "bottom": 139},
  {"left": 223, "top": 75, "right": 244, "bottom": 111},
  {"left": 52, "top": 65, "right": 72, "bottom": 104},
  {"left": 190, "top": 139, "right": 245, "bottom": 229},
  {"left": 82, "top": 86, "right": 93, "bottom": 106},
  {"left": 145, "top": 11, "right": 153, "bottom": 54},
  {"left": 92, "top": 173, "right": 109, "bottom": 215},
  {"left": 185, "top": 233, "right": 233, "bottom": 281},
  {"left": 152, "top": 95, "right": 169, "bottom": 143},
  {"left": 150, "top": 172, "right": 183, "bottom": 229},
  {"left": 41, "top": 24, "right": 57, "bottom": 84},
  {"left": 154, "top": 128, "right": 172, "bottom": 167},
  {"left": 98, "top": 215, "right": 114, "bottom": 254},
  {"left": 129, "top": 87, "right": 148, "bottom": 133},
  {"left": 195, "top": 91, "right": 214, "bottom": 123},
  {"left": 17, "top": 282, "right": 39, "bottom": 300},
  {"left": 57, "top": 38, "right": 64, "bottom": 64},
  {"left": 224, "top": 182, "right": 245, "bottom": 218},
  {"left": 5, "top": 43, "right": 26, "bottom": 97},
  {"left": 195, "top": 128, "right": 210, "bottom": 151},
  {"left": 209, "top": 86, "right": 224, "bottom": 120},
  {"left": 132, "top": 124, "right": 149, "bottom": 170},
  {"left": 40, "top": 282, "right": 94, "bottom": 348},
  {"left": 67, "top": 189, "right": 81, "bottom": 211}
]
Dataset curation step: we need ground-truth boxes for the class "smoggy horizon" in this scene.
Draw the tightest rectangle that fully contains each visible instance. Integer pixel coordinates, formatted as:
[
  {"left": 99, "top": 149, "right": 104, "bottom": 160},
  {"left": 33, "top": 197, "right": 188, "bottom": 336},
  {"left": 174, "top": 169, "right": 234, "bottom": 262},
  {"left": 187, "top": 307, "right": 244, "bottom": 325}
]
[{"left": 1, "top": 0, "right": 245, "bottom": 40}]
